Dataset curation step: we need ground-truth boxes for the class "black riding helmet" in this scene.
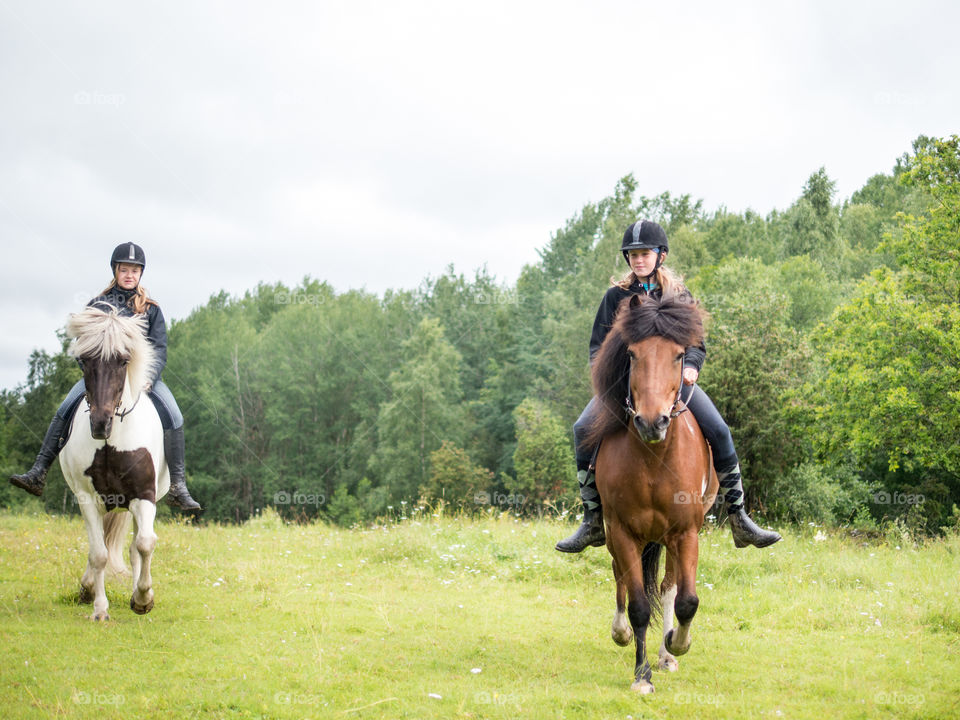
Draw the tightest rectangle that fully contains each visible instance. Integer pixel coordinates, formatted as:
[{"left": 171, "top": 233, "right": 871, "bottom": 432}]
[
  {"left": 621, "top": 220, "right": 668, "bottom": 277},
  {"left": 110, "top": 243, "right": 146, "bottom": 274}
]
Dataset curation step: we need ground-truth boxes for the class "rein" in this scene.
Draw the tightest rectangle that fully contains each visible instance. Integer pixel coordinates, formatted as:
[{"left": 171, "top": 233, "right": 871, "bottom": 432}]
[{"left": 114, "top": 390, "right": 143, "bottom": 421}]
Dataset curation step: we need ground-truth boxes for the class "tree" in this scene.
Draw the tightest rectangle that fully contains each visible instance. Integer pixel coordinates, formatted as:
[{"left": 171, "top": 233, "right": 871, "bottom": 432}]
[
  {"left": 372, "top": 318, "right": 465, "bottom": 502},
  {"left": 421, "top": 441, "right": 494, "bottom": 510},
  {"left": 780, "top": 168, "right": 841, "bottom": 266},
  {"left": 811, "top": 136, "right": 960, "bottom": 533},
  {"left": 508, "top": 397, "right": 576, "bottom": 512},
  {"left": 689, "top": 258, "right": 811, "bottom": 511}
]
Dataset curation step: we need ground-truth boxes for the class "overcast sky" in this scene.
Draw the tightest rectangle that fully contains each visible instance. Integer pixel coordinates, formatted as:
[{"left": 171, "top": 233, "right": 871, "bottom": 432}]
[{"left": 1, "top": 0, "right": 957, "bottom": 390}]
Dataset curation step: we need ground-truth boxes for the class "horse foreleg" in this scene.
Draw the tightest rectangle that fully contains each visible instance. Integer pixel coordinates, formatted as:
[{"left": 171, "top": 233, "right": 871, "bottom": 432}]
[
  {"left": 609, "top": 533, "right": 654, "bottom": 693},
  {"left": 611, "top": 557, "right": 633, "bottom": 646},
  {"left": 127, "top": 499, "right": 157, "bottom": 614},
  {"left": 665, "top": 531, "right": 700, "bottom": 657},
  {"left": 78, "top": 495, "right": 109, "bottom": 621},
  {"left": 658, "top": 551, "right": 679, "bottom": 671}
]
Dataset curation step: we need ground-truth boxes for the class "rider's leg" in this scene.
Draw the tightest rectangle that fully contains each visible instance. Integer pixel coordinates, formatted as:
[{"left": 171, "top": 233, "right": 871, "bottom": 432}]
[
  {"left": 10, "top": 380, "right": 86, "bottom": 496},
  {"left": 684, "top": 385, "right": 781, "bottom": 548},
  {"left": 149, "top": 381, "right": 201, "bottom": 511},
  {"left": 556, "top": 396, "right": 605, "bottom": 553}
]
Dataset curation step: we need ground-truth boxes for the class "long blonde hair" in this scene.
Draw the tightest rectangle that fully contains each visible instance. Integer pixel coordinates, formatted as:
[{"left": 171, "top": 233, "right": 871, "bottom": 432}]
[
  {"left": 99, "top": 275, "right": 158, "bottom": 315},
  {"left": 611, "top": 260, "right": 686, "bottom": 299}
]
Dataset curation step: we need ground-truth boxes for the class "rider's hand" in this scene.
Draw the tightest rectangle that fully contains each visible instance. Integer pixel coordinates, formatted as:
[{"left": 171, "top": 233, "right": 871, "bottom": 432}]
[{"left": 682, "top": 367, "right": 699, "bottom": 385}]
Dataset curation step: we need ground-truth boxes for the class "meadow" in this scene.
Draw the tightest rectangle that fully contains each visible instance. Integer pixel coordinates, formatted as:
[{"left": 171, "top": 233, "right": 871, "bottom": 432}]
[{"left": 1, "top": 509, "right": 958, "bottom": 719}]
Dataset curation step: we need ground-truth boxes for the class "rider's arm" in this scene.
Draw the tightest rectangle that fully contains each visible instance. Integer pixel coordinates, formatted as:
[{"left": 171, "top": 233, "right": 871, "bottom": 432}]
[{"left": 144, "top": 305, "right": 168, "bottom": 387}]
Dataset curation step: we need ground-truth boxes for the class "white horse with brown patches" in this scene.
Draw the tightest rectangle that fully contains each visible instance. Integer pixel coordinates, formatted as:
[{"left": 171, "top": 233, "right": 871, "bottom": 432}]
[{"left": 60, "top": 306, "right": 170, "bottom": 620}]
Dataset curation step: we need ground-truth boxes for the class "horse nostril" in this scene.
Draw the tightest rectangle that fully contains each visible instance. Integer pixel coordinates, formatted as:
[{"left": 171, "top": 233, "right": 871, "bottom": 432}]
[{"left": 656, "top": 415, "right": 670, "bottom": 430}]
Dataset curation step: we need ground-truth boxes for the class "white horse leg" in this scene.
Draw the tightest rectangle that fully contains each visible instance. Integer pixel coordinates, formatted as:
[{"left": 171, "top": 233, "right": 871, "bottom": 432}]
[
  {"left": 611, "top": 558, "right": 633, "bottom": 646},
  {"left": 77, "top": 494, "right": 109, "bottom": 621},
  {"left": 658, "top": 584, "right": 679, "bottom": 671},
  {"left": 127, "top": 499, "right": 157, "bottom": 614}
]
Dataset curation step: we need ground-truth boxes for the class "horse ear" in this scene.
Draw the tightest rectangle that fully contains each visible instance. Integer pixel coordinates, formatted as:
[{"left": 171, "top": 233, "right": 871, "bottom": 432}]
[{"left": 629, "top": 294, "right": 642, "bottom": 308}]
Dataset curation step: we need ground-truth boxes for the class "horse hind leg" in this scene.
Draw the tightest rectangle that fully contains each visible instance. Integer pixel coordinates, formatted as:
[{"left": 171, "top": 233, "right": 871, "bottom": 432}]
[
  {"left": 127, "top": 500, "right": 157, "bottom": 615},
  {"left": 658, "top": 552, "right": 679, "bottom": 672},
  {"left": 610, "top": 558, "right": 633, "bottom": 646}
]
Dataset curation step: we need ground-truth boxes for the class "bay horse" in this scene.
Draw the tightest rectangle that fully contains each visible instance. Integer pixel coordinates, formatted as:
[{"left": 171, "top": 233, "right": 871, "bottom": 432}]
[
  {"left": 59, "top": 306, "right": 169, "bottom": 620},
  {"left": 586, "top": 294, "right": 719, "bottom": 694}
]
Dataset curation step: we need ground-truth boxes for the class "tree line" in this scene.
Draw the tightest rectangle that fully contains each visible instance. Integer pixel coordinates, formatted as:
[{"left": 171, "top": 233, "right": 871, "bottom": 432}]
[{"left": 2, "top": 135, "right": 958, "bottom": 535}]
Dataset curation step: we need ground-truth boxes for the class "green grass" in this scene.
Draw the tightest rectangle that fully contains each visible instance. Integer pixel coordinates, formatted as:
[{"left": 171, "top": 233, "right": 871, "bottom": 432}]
[{"left": 1, "top": 509, "right": 959, "bottom": 719}]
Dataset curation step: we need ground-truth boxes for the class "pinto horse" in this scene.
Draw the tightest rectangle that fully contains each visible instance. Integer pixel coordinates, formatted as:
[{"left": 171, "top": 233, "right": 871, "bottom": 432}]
[
  {"left": 586, "top": 294, "right": 719, "bottom": 694},
  {"left": 59, "top": 306, "right": 169, "bottom": 620}
]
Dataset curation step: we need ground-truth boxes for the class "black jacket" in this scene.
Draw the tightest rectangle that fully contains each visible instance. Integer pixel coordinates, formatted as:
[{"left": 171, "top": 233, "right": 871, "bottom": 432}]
[
  {"left": 87, "top": 286, "right": 167, "bottom": 385},
  {"left": 588, "top": 281, "right": 707, "bottom": 372}
]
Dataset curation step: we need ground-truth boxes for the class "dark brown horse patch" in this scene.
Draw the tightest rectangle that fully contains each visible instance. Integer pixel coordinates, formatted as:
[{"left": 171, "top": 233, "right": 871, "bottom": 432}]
[{"left": 84, "top": 445, "right": 156, "bottom": 510}]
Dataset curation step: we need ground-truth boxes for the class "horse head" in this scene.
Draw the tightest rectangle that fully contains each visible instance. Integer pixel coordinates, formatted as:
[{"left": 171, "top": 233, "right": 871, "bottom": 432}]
[
  {"left": 66, "top": 306, "right": 154, "bottom": 441},
  {"left": 588, "top": 293, "right": 705, "bottom": 446}
]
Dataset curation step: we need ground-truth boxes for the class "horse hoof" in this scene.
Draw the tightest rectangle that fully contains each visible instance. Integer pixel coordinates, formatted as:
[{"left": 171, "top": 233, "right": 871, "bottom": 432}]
[
  {"left": 78, "top": 586, "right": 94, "bottom": 604},
  {"left": 611, "top": 627, "right": 633, "bottom": 647},
  {"left": 665, "top": 629, "right": 691, "bottom": 656},
  {"left": 91, "top": 612, "right": 110, "bottom": 622},
  {"left": 658, "top": 654, "right": 679, "bottom": 672},
  {"left": 630, "top": 679, "right": 655, "bottom": 694},
  {"left": 130, "top": 596, "right": 154, "bottom": 615}
]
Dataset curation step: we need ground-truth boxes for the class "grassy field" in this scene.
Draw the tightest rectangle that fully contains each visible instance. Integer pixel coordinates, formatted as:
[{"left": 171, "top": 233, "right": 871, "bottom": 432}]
[{"left": 1, "top": 508, "right": 958, "bottom": 720}]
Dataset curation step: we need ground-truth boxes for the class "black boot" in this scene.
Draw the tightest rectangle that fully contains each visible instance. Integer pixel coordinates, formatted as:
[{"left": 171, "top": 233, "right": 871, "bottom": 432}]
[
  {"left": 555, "top": 470, "right": 605, "bottom": 553},
  {"left": 10, "top": 413, "right": 69, "bottom": 497},
  {"left": 163, "top": 427, "right": 201, "bottom": 511},
  {"left": 728, "top": 508, "right": 782, "bottom": 548},
  {"left": 718, "top": 464, "right": 780, "bottom": 548}
]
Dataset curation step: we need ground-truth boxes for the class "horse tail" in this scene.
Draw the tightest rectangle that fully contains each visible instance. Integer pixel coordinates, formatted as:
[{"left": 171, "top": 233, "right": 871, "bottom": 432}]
[
  {"left": 641, "top": 542, "right": 662, "bottom": 623},
  {"left": 103, "top": 511, "right": 132, "bottom": 576}
]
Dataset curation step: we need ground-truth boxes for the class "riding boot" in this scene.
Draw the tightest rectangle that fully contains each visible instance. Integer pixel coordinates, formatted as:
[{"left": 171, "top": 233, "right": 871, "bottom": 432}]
[
  {"left": 9, "top": 413, "right": 69, "bottom": 497},
  {"left": 555, "top": 470, "right": 606, "bottom": 553},
  {"left": 719, "top": 464, "right": 781, "bottom": 548},
  {"left": 163, "top": 427, "right": 201, "bottom": 511}
]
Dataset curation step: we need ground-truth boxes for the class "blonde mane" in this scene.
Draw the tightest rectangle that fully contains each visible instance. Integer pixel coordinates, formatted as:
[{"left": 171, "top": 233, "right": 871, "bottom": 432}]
[{"left": 66, "top": 305, "right": 155, "bottom": 394}]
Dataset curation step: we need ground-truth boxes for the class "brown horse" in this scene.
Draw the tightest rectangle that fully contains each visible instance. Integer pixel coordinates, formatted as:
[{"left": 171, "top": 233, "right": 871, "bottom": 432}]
[{"left": 586, "top": 294, "right": 718, "bottom": 694}]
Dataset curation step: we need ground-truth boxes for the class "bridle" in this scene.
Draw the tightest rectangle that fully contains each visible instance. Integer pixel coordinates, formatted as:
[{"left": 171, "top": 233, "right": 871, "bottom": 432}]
[
  {"left": 623, "top": 360, "right": 690, "bottom": 422},
  {"left": 80, "top": 359, "right": 143, "bottom": 423}
]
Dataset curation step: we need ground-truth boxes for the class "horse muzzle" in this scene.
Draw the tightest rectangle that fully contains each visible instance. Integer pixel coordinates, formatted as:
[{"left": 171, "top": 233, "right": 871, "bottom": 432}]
[
  {"left": 633, "top": 413, "right": 669, "bottom": 443},
  {"left": 89, "top": 413, "right": 114, "bottom": 440}
]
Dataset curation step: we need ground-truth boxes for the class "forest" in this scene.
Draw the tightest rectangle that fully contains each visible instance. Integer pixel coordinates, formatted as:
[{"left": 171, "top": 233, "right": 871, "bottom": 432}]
[{"left": 2, "top": 135, "right": 958, "bottom": 536}]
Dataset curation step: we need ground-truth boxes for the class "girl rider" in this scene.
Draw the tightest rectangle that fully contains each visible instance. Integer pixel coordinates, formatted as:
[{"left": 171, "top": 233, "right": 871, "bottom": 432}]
[
  {"left": 555, "top": 220, "right": 780, "bottom": 552},
  {"left": 10, "top": 243, "right": 201, "bottom": 511}
]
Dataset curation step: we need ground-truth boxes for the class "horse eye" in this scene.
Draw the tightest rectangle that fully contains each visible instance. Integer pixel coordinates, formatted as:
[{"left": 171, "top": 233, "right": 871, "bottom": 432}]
[{"left": 675, "top": 353, "right": 684, "bottom": 362}]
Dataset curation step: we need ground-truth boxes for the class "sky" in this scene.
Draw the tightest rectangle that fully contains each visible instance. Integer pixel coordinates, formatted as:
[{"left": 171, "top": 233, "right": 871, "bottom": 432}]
[{"left": 1, "top": 0, "right": 957, "bottom": 390}]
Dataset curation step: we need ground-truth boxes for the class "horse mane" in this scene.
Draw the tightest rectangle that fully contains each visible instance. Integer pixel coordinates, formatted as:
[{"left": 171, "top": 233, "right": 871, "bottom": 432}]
[
  {"left": 66, "top": 305, "right": 155, "bottom": 394},
  {"left": 584, "top": 294, "right": 705, "bottom": 448}
]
